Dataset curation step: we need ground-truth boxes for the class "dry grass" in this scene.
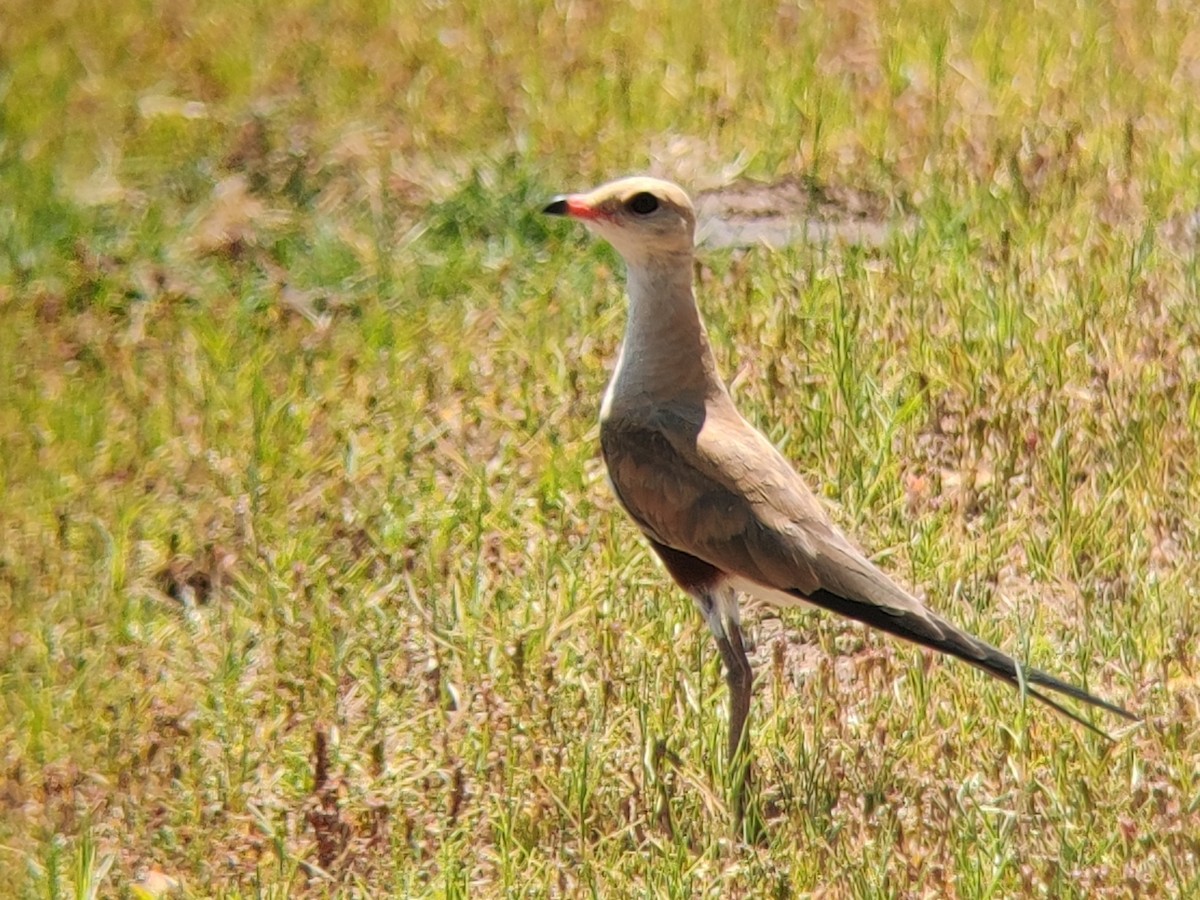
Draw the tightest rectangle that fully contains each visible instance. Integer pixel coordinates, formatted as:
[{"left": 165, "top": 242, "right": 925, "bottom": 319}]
[{"left": 2, "top": 0, "right": 1199, "bottom": 896}]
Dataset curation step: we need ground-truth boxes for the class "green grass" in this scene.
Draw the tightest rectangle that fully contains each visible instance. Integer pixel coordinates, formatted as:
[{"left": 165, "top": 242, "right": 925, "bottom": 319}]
[{"left": 2, "top": 0, "right": 1198, "bottom": 895}]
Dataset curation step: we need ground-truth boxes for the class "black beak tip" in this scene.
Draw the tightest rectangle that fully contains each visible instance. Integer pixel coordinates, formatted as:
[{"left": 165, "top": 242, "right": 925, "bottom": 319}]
[{"left": 542, "top": 197, "right": 569, "bottom": 216}]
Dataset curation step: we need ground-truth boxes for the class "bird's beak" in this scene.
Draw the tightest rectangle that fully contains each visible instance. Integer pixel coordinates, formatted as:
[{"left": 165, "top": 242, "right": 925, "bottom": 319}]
[{"left": 542, "top": 195, "right": 603, "bottom": 220}]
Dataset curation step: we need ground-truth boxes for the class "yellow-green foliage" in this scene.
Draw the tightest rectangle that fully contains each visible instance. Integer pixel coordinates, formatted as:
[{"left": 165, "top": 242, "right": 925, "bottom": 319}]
[{"left": 1, "top": 0, "right": 1197, "bottom": 896}]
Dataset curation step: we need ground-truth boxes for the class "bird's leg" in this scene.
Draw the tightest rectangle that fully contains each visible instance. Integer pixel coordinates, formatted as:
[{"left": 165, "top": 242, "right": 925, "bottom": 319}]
[
  {"left": 718, "top": 619, "right": 754, "bottom": 827},
  {"left": 721, "top": 617, "right": 753, "bottom": 762},
  {"left": 698, "top": 589, "right": 754, "bottom": 827},
  {"left": 714, "top": 639, "right": 749, "bottom": 765}
]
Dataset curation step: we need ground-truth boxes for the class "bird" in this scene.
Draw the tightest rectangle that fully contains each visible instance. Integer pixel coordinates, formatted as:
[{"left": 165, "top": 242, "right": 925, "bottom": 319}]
[{"left": 542, "top": 176, "right": 1135, "bottom": 799}]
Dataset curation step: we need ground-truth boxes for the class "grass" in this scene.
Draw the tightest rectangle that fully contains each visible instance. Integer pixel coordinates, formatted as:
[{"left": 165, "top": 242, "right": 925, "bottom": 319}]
[{"left": 2, "top": 0, "right": 1199, "bottom": 895}]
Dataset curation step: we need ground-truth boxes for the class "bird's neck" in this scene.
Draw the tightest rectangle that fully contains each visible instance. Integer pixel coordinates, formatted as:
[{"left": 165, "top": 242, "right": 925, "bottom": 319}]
[{"left": 601, "top": 254, "right": 727, "bottom": 420}]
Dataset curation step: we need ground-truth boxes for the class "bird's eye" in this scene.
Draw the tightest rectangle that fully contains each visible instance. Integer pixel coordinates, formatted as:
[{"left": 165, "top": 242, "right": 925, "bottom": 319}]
[{"left": 627, "top": 192, "right": 659, "bottom": 215}]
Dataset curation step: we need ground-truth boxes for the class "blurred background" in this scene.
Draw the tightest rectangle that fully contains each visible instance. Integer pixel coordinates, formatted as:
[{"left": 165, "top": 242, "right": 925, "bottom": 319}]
[{"left": 2, "top": 0, "right": 1197, "bottom": 896}]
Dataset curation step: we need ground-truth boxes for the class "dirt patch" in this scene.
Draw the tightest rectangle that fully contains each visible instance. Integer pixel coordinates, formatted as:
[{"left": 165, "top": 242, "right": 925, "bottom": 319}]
[
  {"left": 1159, "top": 206, "right": 1200, "bottom": 254},
  {"left": 695, "top": 178, "right": 909, "bottom": 249}
]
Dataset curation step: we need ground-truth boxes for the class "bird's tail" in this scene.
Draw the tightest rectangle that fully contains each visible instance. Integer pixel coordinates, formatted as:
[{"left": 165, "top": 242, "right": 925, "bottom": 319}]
[
  {"left": 803, "top": 588, "right": 1137, "bottom": 740},
  {"left": 968, "top": 637, "right": 1137, "bottom": 740}
]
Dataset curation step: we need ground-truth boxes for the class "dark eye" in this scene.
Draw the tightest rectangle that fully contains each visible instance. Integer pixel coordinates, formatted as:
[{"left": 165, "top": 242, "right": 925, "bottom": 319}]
[{"left": 627, "top": 192, "right": 659, "bottom": 215}]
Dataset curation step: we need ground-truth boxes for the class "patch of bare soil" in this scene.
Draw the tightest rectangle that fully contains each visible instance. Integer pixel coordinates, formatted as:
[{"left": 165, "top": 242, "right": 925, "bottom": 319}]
[
  {"left": 695, "top": 177, "right": 909, "bottom": 249},
  {"left": 1159, "top": 206, "right": 1200, "bottom": 254}
]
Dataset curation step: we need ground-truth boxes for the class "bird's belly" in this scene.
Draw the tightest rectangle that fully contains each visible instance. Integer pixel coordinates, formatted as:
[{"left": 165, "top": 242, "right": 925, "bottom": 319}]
[{"left": 727, "top": 574, "right": 819, "bottom": 612}]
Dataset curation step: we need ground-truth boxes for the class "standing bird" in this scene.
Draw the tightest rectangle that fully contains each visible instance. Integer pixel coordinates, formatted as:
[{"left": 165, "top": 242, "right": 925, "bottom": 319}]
[{"left": 542, "top": 176, "right": 1134, "bottom": 795}]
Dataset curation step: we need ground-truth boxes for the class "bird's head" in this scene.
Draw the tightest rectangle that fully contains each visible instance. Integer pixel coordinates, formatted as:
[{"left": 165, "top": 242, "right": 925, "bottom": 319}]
[{"left": 543, "top": 176, "right": 696, "bottom": 264}]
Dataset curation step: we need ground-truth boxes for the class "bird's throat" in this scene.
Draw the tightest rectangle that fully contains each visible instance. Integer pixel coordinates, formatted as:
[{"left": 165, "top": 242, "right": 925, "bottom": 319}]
[{"left": 601, "top": 259, "right": 724, "bottom": 420}]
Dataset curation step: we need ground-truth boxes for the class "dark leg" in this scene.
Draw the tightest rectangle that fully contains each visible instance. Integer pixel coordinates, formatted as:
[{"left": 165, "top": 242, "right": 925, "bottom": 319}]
[
  {"left": 716, "top": 624, "right": 753, "bottom": 762},
  {"left": 689, "top": 584, "right": 756, "bottom": 829},
  {"left": 715, "top": 617, "right": 754, "bottom": 828}
]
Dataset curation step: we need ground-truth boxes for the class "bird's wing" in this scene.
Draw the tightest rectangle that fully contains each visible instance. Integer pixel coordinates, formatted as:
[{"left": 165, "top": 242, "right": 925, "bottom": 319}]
[
  {"left": 600, "top": 400, "right": 932, "bottom": 619},
  {"left": 600, "top": 401, "right": 1135, "bottom": 728}
]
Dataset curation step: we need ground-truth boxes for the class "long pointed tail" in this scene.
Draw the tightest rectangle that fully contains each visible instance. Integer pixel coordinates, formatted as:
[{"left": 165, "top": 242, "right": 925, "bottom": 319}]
[{"left": 803, "top": 588, "right": 1137, "bottom": 739}]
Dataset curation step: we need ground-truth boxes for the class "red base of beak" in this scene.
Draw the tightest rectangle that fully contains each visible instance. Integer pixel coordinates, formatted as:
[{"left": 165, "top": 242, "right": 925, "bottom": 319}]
[{"left": 543, "top": 196, "right": 605, "bottom": 220}]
